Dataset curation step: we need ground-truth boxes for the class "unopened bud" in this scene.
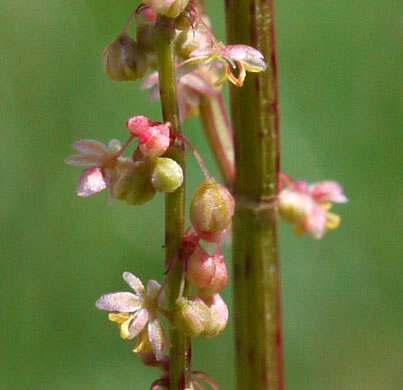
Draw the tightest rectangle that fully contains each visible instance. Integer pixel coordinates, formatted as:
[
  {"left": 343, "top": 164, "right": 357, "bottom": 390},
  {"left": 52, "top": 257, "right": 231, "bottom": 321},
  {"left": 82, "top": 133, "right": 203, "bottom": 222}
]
[
  {"left": 190, "top": 179, "right": 235, "bottom": 234},
  {"left": 202, "top": 294, "right": 229, "bottom": 337},
  {"left": 143, "top": 0, "right": 190, "bottom": 19},
  {"left": 197, "top": 254, "right": 228, "bottom": 298},
  {"left": 186, "top": 246, "right": 216, "bottom": 289},
  {"left": 102, "top": 33, "right": 148, "bottom": 81},
  {"left": 172, "top": 297, "right": 211, "bottom": 337},
  {"left": 139, "top": 123, "right": 170, "bottom": 159},
  {"left": 126, "top": 115, "right": 153, "bottom": 137},
  {"left": 126, "top": 117, "right": 170, "bottom": 159},
  {"left": 114, "top": 161, "right": 156, "bottom": 206},
  {"left": 150, "top": 157, "right": 183, "bottom": 193}
]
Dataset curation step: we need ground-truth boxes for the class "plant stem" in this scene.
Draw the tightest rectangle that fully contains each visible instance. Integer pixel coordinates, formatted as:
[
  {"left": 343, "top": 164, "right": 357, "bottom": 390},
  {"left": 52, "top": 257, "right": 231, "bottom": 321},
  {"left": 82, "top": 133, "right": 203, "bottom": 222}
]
[
  {"left": 199, "top": 94, "right": 235, "bottom": 187},
  {"left": 196, "top": 0, "right": 235, "bottom": 187},
  {"left": 225, "top": 0, "right": 283, "bottom": 389},
  {"left": 156, "top": 15, "right": 191, "bottom": 390}
]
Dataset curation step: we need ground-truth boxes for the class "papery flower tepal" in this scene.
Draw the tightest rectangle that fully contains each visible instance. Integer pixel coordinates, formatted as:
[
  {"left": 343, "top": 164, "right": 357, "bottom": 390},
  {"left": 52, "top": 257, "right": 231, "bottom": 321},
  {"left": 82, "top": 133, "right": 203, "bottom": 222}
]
[
  {"left": 279, "top": 179, "right": 348, "bottom": 239},
  {"left": 96, "top": 272, "right": 168, "bottom": 360},
  {"left": 180, "top": 42, "right": 267, "bottom": 87},
  {"left": 64, "top": 139, "right": 133, "bottom": 202}
]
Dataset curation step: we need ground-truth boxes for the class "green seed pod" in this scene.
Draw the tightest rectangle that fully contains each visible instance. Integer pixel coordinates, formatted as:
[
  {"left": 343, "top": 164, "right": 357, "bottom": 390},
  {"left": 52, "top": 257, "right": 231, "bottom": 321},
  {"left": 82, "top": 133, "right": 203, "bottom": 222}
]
[
  {"left": 102, "top": 33, "right": 148, "bottom": 81},
  {"left": 114, "top": 161, "right": 156, "bottom": 206},
  {"left": 150, "top": 157, "right": 183, "bottom": 193},
  {"left": 190, "top": 179, "right": 235, "bottom": 234},
  {"left": 172, "top": 297, "right": 211, "bottom": 338},
  {"left": 201, "top": 294, "right": 229, "bottom": 338}
]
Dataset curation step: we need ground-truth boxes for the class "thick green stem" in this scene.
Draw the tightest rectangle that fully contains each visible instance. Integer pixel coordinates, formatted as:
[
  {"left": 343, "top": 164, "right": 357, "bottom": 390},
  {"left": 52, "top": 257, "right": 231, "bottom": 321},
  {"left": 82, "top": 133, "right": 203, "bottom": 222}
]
[
  {"left": 225, "top": 0, "right": 283, "bottom": 389},
  {"left": 199, "top": 94, "right": 235, "bottom": 187},
  {"left": 156, "top": 15, "right": 191, "bottom": 390}
]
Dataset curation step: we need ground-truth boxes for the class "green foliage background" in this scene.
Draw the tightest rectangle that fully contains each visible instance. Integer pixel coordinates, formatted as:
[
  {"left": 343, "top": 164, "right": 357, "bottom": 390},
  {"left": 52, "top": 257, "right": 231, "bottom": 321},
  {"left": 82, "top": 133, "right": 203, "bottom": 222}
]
[{"left": 1, "top": 0, "right": 401, "bottom": 389}]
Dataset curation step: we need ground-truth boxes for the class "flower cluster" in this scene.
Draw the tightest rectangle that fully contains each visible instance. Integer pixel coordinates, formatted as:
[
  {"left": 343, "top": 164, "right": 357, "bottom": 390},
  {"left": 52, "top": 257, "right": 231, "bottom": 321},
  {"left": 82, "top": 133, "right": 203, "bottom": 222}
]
[
  {"left": 65, "top": 1, "right": 348, "bottom": 388},
  {"left": 65, "top": 116, "right": 183, "bottom": 206}
]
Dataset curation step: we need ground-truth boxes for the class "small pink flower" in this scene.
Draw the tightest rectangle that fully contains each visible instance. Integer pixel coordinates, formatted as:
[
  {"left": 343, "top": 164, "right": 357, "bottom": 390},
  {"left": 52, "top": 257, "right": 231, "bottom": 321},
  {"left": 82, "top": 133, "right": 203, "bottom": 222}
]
[
  {"left": 126, "top": 116, "right": 171, "bottom": 158},
  {"left": 279, "top": 179, "right": 348, "bottom": 239},
  {"left": 65, "top": 139, "right": 133, "bottom": 201},
  {"left": 96, "top": 272, "right": 168, "bottom": 361}
]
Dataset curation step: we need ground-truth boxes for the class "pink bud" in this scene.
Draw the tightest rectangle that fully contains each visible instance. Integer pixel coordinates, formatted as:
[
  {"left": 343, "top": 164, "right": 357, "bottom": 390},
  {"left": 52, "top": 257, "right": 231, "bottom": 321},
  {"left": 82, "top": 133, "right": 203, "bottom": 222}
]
[
  {"left": 136, "top": 7, "right": 157, "bottom": 24},
  {"left": 186, "top": 246, "right": 216, "bottom": 289},
  {"left": 197, "top": 254, "right": 228, "bottom": 298},
  {"left": 126, "top": 115, "right": 153, "bottom": 137},
  {"left": 139, "top": 123, "right": 170, "bottom": 159},
  {"left": 126, "top": 117, "right": 170, "bottom": 159}
]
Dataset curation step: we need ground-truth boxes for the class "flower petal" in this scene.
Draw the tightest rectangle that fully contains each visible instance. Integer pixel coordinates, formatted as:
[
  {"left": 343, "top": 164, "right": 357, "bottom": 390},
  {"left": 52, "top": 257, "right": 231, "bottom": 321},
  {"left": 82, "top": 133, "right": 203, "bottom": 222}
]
[
  {"left": 142, "top": 71, "right": 159, "bottom": 90},
  {"left": 189, "top": 48, "right": 215, "bottom": 58},
  {"left": 128, "top": 308, "right": 150, "bottom": 339},
  {"left": 95, "top": 292, "right": 143, "bottom": 312},
  {"left": 220, "top": 44, "right": 266, "bottom": 72},
  {"left": 77, "top": 167, "right": 107, "bottom": 197},
  {"left": 64, "top": 154, "right": 105, "bottom": 167},
  {"left": 303, "top": 204, "right": 327, "bottom": 239},
  {"left": 146, "top": 280, "right": 162, "bottom": 301},
  {"left": 106, "top": 139, "right": 122, "bottom": 156},
  {"left": 309, "top": 181, "right": 348, "bottom": 203},
  {"left": 123, "top": 272, "right": 145, "bottom": 296},
  {"left": 148, "top": 319, "right": 168, "bottom": 361},
  {"left": 72, "top": 139, "right": 109, "bottom": 155}
]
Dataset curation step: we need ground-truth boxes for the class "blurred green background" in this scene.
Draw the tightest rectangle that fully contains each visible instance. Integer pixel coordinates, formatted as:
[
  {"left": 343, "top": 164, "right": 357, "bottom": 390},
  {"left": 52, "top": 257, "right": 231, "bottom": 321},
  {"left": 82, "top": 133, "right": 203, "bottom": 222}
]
[{"left": 1, "top": 0, "right": 401, "bottom": 389}]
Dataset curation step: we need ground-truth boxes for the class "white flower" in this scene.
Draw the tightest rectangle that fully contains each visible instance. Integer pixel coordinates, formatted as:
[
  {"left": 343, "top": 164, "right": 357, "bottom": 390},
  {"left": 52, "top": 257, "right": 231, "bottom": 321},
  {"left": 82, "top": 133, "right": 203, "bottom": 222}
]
[{"left": 96, "top": 272, "right": 168, "bottom": 361}]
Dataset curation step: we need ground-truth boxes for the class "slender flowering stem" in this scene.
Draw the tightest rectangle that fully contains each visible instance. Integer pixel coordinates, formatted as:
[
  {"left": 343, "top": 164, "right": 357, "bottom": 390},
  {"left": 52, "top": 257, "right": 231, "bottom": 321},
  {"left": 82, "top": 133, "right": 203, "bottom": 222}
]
[
  {"left": 195, "top": 0, "right": 235, "bottom": 187},
  {"left": 156, "top": 15, "right": 192, "bottom": 390},
  {"left": 199, "top": 94, "right": 235, "bottom": 187},
  {"left": 225, "top": 0, "right": 283, "bottom": 389},
  {"left": 122, "top": 7, "right": 138, "bottom": 33}
]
